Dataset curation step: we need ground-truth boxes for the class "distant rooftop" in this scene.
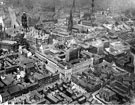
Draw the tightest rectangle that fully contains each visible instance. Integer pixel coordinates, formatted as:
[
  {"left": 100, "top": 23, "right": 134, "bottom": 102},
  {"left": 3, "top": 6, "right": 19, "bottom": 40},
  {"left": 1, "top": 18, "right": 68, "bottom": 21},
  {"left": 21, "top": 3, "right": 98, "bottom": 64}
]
[
  {"left": 105, "top": 41, "right": 130, "bottom": 56},
  {"left": 91, "top": 39, "right": 104, "bottom": 48},
  {"left": 1, "top": 40, "right": 17, "bottom": 45}
]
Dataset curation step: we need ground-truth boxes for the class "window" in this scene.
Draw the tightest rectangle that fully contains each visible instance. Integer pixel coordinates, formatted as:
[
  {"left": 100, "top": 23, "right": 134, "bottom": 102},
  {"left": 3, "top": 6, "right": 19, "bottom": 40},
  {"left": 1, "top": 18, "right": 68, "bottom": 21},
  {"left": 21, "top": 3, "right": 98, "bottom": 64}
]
[{"left": 45, "top": 60, "right": 48, "bottom": 64}]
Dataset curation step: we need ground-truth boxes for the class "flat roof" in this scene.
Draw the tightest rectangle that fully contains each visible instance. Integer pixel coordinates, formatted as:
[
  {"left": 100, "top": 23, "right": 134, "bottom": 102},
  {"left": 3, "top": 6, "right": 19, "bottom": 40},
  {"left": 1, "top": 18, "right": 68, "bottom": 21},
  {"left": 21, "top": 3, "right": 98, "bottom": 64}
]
[
  {"left": 1, "top": 40, "right": 17, "bottom": 45},
  {"left": 91, "top": 39, "right": 104, "bottom": 47}
]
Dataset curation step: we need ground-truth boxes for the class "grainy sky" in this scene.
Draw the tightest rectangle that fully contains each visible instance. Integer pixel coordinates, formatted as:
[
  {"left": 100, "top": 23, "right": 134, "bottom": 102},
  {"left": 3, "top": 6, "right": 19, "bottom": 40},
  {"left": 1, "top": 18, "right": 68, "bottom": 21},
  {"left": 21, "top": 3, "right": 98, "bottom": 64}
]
[
  {"left": 8, "top": 0, "right": 135, "bottom": 13},
  {"left": 59, "top": 0, "right": 135, "bottom": 12}
]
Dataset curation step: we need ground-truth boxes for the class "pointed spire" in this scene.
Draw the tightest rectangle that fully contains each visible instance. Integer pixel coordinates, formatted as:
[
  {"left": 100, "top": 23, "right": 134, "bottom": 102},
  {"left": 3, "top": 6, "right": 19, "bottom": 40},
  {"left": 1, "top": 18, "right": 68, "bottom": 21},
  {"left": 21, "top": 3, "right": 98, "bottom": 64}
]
[
  {"left": 68, "top": 9, "right": 73, "bottom": 32},
  {"left": 72, "top": 0, "right": 75, "bottom": 12},
  {"left": 91, "top": 0, "right": 94, "bottom": 15}
]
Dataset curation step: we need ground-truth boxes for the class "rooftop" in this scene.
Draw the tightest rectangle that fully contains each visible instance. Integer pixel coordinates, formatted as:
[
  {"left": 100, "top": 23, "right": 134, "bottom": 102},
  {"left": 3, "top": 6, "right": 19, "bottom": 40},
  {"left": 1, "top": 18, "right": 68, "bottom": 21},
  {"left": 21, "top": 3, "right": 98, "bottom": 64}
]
[
  {"left": 1, "top": 40, "right": 17, "bottom": 45},
  {"left": 105, "top": 41, "right": 130, "bottom": 56}
]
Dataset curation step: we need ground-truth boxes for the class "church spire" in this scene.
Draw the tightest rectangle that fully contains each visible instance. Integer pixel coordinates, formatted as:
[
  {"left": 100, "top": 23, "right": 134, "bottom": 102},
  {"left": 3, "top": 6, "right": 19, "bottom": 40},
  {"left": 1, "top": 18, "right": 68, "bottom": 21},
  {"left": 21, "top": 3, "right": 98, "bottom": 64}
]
[{"left": 68, "top": 9, "right": 73, "bottom": 32}]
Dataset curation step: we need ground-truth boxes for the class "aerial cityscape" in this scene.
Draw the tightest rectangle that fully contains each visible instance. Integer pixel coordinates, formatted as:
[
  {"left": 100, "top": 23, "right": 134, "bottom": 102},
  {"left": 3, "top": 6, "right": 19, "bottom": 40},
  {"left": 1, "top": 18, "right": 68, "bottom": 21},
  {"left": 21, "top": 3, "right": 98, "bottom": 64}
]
[{"left": 0, "top": 0, "right": 135, "bottom": 104}]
